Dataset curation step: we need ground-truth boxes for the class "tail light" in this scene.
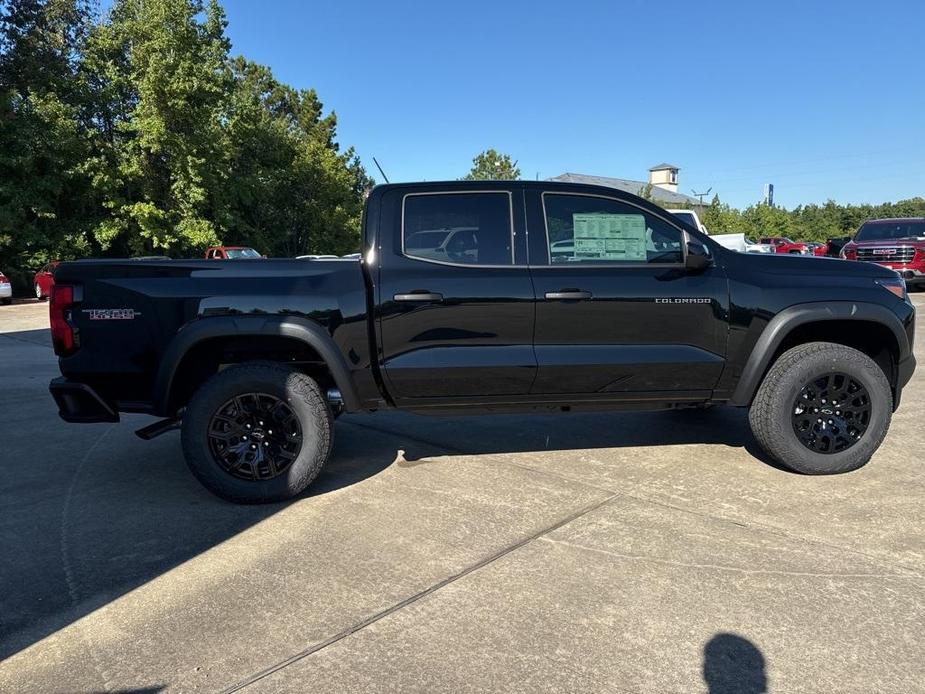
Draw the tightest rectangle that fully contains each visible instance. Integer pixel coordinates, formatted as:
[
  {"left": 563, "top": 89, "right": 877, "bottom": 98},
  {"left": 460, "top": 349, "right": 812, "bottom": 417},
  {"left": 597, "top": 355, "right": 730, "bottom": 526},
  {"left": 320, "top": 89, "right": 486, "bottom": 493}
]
[{"left": 50, "top": 284, "right": 79, "bottom": 356}]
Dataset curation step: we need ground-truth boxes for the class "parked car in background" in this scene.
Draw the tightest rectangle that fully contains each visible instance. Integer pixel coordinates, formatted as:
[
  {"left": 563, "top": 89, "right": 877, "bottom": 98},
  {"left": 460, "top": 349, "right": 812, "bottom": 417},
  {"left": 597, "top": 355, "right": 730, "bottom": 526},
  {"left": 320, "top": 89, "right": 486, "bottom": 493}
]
[
  {"left": 33, "top": 261, "right": 58, "bottom": 301},
  {"left": 205, "top": 246, "right": 263, "bottom": 259},
  {"left": 404, "top": 227, "right": 482, "bottom": 264},
  {"left": 805, "top": 242, "right": 829, "bottom": 257},
  {"left": 667, "top": 209, "right": 707, "bottom": 234},
  {"left": 744, "top": 237, "right": 776, "bottom": 253},
  {"left": 758, "top": 237, "right": 811, "bottom": 254},
  {"left": 827, "top": 236, "right": 852, "bottom": 258},
  {"left": 668, "top": 210, "right": 775, "bottom": 254},
  {"left": 667, "top": 210, "right": 772, "bottom": 254},
  {"left": 840, "top": 218, "right": 925, "bottom": 290},
  {"left": 0, "top": 270, "right": 12, "bottom": 305}
]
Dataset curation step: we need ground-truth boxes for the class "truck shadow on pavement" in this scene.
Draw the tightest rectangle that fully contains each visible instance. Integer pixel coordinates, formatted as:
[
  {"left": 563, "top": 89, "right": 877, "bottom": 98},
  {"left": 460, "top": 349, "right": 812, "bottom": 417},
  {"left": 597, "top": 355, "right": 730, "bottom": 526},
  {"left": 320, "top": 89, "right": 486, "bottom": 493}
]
[
  {"left": 0, "top": 427, "right": 398, "bottom": 661},
  {"left": 0, "top": 324, "right": 786, "bottom": 664},
  {"left": 348, "top": 406, "right": 790, "bottom": 472}
]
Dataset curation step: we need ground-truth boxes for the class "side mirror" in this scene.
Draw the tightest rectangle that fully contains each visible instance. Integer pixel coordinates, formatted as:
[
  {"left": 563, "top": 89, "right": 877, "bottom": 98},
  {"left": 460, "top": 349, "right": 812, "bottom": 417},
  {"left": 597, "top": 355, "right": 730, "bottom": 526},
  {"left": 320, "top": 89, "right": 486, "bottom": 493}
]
[{"left": 685, "top": 240, "right": 712, "bottom": 271}]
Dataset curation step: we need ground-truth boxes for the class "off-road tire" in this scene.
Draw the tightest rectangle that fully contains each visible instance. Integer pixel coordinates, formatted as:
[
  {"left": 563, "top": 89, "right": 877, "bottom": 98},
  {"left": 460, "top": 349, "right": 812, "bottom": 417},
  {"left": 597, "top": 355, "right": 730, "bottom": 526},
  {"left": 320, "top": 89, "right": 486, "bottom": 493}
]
[
  {"left": 748, "top": 342, "right": 892, "bottom": 474},
  {"left": 181, "top": 363, "right": 333, "bottom": 503}
]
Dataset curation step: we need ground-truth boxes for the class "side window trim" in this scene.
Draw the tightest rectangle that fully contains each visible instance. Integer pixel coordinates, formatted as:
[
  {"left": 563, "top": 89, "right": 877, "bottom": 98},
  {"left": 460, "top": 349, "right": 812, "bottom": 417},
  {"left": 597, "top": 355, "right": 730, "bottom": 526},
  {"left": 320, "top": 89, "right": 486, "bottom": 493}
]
[
  {"left": 539, "top": 191, "right": 688, "bottom": 268},
  {"left": 400, "top": 190, "right": 518, "bottom": 268}
]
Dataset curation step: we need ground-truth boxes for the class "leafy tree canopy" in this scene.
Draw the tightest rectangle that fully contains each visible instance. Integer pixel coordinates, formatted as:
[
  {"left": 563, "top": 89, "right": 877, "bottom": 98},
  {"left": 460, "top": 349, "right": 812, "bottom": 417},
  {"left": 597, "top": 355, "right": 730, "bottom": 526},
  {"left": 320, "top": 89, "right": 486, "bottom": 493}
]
[
  {"left": 0, "top": 0, "right": 371, "bottom": 288},
  {"left": 464, "top": 148, "right": 520, "bottom": 181}
]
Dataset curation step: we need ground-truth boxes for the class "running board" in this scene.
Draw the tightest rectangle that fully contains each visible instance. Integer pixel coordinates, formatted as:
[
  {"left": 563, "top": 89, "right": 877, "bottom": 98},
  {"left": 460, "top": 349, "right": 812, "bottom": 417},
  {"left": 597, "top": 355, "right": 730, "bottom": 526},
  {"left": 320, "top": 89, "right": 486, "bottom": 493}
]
[{"left": 135, "top": 417, "right": 181, "bottom": 440}]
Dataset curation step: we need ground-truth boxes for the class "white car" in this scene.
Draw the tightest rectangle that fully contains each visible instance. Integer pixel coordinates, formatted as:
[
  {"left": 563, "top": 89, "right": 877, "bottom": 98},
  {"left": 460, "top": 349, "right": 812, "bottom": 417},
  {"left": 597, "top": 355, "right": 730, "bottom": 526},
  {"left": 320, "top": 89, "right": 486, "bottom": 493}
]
[
  {"left": 744, "top": 237, "right": 776, "bottom": 254},
  {"left": 0, "top": 270, "right": 12, "bottom": 305},
  {"left": 667, "top": 209, "right": 708, "bottom": 234},
  {"left": 405, "top": 227, "right": 481, "bottom": 263},
  {"left": 666, "top": 210, "right": 775, "bottom": 254}
]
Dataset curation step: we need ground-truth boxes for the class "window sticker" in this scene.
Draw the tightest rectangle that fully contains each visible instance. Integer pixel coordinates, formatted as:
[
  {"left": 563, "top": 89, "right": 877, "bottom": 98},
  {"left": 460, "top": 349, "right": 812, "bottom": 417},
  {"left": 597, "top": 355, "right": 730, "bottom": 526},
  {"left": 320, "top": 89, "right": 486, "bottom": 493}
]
[{"left": 572, "top": 213, "right": 647, "bottom": 261}]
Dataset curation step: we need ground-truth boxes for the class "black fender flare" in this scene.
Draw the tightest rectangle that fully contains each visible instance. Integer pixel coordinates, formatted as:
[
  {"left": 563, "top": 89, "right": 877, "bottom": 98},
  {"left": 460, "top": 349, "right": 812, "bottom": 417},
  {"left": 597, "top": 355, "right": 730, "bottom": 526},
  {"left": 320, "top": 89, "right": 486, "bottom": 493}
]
[
  {"left": 153, "top": 315, "right": 361, "bottom": 415},
  {"left": 729, "top": 301, "right": 911, "bottom": 406}
]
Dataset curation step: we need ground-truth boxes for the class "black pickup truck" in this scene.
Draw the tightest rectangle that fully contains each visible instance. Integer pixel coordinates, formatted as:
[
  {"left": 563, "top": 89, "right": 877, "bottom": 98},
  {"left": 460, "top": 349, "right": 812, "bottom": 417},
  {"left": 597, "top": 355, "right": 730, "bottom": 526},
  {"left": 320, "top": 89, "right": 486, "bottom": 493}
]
[{"left": 49, "top": 181, "right": 916, "bottom": 503}]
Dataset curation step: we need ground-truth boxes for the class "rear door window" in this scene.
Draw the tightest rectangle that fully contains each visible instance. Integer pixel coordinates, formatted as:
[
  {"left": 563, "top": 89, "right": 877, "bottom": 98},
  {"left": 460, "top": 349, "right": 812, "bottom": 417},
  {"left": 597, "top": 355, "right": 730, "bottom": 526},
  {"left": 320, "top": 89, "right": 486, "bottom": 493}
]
[{"left": 403, "top": 192, "right": 514, "bottom": 266}]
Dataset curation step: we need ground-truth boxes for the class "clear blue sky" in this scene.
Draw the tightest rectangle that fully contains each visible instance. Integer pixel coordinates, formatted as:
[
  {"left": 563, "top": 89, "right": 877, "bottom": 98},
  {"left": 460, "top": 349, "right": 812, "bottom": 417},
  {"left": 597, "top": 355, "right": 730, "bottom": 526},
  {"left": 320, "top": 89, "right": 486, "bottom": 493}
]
[{"left": 218, "top": 0, "right": 923, "bottom": 209}]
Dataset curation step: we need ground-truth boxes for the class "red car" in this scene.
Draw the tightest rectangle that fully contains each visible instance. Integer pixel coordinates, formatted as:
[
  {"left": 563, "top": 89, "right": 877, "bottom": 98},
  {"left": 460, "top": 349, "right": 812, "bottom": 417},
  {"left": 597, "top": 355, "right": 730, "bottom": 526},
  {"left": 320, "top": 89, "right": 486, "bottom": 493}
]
[
  {"left": 33, "top": 261, "right": 59, "bottom": 301},
  {"left": 0, "top": 270, "right": 12, "bottom": 305},
  {"left": 758, "top": 237, "right": 811, "bottom": 254},
  {"left": 840, "top": 217, "right": 925, "bottom": 290},
  {"left": 205, "top": 246, "right": 263, "bottom": 259}
]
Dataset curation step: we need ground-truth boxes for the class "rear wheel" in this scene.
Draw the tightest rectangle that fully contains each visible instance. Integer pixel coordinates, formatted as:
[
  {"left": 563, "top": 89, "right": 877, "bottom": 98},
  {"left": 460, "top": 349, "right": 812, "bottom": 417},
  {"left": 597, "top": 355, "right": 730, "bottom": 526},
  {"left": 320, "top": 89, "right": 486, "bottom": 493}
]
[
  {"left": 1, "top": 298, "right": 11, "bottom": 306},
  {"left": 35, "top": 283, "right": 46, "bottom": 301},
  {"left": 749, "top": 342, "right": 892, "bottom": 474},
  {"left": 181, "top": 363, "right": 333, "bottom": 503}
]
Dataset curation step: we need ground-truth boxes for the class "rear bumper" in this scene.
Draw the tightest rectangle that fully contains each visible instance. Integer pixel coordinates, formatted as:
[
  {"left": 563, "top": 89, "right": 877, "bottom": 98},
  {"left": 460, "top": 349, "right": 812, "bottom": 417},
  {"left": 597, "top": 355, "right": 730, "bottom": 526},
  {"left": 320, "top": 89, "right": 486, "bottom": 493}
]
[
  {"left": 49, "top": 377, "right": 119, "bottom": 423},
  {"left": 0, "top": 283, "right": 11, "bottom": 298}
]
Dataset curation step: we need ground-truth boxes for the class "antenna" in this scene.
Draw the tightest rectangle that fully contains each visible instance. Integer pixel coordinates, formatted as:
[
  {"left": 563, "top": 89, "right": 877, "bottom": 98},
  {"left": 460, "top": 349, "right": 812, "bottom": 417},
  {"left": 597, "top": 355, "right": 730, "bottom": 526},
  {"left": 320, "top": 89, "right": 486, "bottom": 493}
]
[
  {"left": 691, "top": 187, "right": 712, "bottom": 205},
  {"left": 372, "top": 157, "right": 390, "bottom": 184}
]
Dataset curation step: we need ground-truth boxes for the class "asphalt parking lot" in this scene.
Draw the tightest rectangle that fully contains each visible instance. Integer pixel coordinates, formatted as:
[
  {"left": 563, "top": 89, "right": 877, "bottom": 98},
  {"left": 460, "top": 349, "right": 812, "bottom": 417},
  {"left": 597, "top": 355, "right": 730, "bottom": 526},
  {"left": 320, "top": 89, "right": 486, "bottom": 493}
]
[{"left": 1, "top": 298, "right": 923, "bottom": 693}]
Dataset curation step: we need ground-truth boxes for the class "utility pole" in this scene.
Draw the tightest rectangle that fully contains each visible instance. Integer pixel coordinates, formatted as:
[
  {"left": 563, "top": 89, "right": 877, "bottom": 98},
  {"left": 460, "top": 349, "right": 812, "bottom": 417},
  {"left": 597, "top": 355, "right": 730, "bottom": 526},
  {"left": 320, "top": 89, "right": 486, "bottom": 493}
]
[{"left": 691, "top": 187, "right": 712, "bottom": 205}]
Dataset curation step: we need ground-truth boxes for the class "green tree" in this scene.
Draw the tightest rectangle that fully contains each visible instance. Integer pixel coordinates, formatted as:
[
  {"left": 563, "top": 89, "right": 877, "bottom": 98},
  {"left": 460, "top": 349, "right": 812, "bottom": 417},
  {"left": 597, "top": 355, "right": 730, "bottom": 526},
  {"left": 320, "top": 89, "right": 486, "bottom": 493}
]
[
  {"left": 218, "top": 57, "right": 371, "bottom": 256},
  {"left": 82, "top": 0, "right": 232, "bottom": 256},
  {"left": 0, "top": 0, "right": 97, "bottom": 286},
  {"left": 700, "top": 195, "right": 743, "bottom": 234},
  {"left": 464, "top": 148, "right": 520, "bottom": 180}
]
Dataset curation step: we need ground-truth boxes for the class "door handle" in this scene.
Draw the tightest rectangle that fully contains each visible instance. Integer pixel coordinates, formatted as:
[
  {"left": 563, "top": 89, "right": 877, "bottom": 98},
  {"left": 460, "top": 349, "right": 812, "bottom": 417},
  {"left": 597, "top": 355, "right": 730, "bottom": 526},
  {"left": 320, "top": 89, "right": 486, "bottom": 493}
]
[
  {"left": 393, "top": 291, "right": 444, "bottom": 302},
  {"left": 544, "top": 290, "right": 592, "bottom": 300}
]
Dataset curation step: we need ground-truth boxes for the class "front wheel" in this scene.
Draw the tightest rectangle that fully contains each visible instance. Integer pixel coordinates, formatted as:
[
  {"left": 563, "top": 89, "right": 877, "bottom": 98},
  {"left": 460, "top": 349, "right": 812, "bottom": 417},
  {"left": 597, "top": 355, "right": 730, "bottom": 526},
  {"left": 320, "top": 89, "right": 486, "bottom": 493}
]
[
  {"left": 181, "top": 363, "right": 333, "bottom": 503},
  {"left": 749, "top": 342, "right": 892, "bottom": 474}
]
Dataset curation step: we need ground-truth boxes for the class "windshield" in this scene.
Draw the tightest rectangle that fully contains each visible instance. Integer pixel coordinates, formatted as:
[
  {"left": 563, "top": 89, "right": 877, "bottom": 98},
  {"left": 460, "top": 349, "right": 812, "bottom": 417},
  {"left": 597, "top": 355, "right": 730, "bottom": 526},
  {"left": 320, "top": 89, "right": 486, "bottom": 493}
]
[
  {"left": 855, "top": 221, "right": 925, "bottom": 241},
  {"left": 225, "top": 248, "right": 261, "bottom": 258}
]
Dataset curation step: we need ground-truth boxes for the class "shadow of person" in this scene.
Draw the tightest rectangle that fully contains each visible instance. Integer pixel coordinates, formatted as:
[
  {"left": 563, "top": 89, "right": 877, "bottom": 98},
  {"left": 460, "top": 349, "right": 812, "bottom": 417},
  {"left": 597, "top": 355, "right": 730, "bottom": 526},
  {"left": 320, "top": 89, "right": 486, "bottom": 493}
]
[{"left": 703, "top": 633, "right": 767, "bottom": 694}]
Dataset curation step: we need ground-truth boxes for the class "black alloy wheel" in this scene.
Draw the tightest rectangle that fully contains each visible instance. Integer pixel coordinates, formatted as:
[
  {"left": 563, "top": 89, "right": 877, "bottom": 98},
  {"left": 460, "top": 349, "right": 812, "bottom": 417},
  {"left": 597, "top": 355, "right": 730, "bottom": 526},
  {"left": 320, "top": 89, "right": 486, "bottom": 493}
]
[
  {"left": 207, "top": 392, "right": 303, "bottom": 481},
  {"left": 791, "top": 372, "right": 871, "bottom": 454}
]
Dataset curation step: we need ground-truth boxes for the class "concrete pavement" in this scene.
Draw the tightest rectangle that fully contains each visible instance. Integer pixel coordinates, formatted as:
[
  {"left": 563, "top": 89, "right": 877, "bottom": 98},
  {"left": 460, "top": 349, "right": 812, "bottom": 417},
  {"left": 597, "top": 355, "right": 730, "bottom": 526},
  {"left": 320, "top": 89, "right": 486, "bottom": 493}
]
[{"left": 0, "top": 298, "right": 922, "bottom": 692}]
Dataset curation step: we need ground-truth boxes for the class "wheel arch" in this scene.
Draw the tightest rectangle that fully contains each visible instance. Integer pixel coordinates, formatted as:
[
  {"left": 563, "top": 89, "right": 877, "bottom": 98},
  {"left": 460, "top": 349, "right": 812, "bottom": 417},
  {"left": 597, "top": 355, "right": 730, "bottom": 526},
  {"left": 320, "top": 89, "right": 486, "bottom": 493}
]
[
  {"left": 730, "top": 302, "right": 910, "bottom": 407},
  {"left": 154, "top": 315, "right": 361, "bottom": 416}
]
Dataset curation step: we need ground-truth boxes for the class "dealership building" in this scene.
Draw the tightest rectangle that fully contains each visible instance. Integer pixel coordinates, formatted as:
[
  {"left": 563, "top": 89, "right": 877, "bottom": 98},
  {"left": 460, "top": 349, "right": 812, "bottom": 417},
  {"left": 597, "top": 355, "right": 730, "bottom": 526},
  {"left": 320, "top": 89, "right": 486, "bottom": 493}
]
[{"left": 549, "top": 163, "right": 706, "bottom": 208}]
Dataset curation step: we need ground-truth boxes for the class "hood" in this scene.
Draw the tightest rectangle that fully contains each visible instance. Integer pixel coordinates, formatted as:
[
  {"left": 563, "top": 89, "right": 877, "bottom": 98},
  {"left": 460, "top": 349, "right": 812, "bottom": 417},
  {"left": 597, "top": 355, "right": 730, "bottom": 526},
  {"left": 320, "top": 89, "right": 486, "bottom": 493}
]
[
  {"left": 733, "top": 248, "right": 899, "bottom": 279},
  {"left": 849, "top": 238, "right": 925, "bottom": 247}
]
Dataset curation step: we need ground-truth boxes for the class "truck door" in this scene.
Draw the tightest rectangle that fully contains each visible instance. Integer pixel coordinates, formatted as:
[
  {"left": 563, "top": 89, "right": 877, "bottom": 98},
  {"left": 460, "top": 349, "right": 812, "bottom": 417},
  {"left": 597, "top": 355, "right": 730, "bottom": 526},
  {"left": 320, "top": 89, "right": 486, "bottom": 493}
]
[
  {"left": 376, "top": 186, "right": 535, "bottom": 403},
  {"left": 525, "top": 189, "right": 729, "bottom": 397}
]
